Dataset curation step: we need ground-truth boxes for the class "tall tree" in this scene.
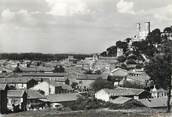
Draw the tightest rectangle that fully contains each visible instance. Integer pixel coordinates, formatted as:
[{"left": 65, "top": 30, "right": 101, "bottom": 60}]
[
  {"left": 91, "top": 78, "right": 114, "bottom": 92},
  {"left": 106, "top": 45, "right": 117, "bottom": 56},
  {"left": 116, "top": 41, "right": 128, "bottom": 52},
  {"left": 53, "top": 65, "right": 65, "bottom": 73},
  {"left": 147, "top": 28, "right": 162, "bottom": 44},
  {"left": 145, "top": 40, "right": 172, "bottom": 112}
]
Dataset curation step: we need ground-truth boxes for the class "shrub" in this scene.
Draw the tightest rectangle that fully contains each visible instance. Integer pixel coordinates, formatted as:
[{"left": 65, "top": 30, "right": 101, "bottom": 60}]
[
  {"left": 91, "top": 79, "right": 114, "bottom": 92},
  {"left": 68, "top": 97, "right": 111, "bottom": 110},
  {"left": 126, "top": 59, "right": 136, "bottom": 64},
  {"left": 117, "top": 55, "right": 126, "bottom": 63}
]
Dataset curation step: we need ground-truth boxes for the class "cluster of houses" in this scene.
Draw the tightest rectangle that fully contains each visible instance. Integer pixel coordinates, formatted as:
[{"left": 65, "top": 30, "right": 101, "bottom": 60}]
[
  {"left": 0, "top": 59, "right": 81, "bottom": 113},
  {"left": 0, "top": 76, "right": 79, "bottom": 113},
  {"left": 0, "top": 52, "right": 171, "bottom": 114}
]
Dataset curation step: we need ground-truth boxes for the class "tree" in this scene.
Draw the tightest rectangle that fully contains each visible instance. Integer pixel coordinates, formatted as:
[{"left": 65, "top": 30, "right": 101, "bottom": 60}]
[
  {"left": 122, "top": 80, "right": 145, "bottom": 89},
  {"left": 53, "top": 65, "right": 65, "bottom": 73},
  {"left": 94, "top": 70, "right": 101, "bottom": 74},
  {"left": 116, "top": 41, "right": 128, "bottom": 52},
  {"left": 117, "top": 55, "right": 126, "bottom": 63},
  {"left": 71, "top": 82, "right": 78, "bottom": 89},
  {"left": 91, "top": 78, "right": 114, "bottom": 92},
  {"left": 13, "top": 64, "right": 22, "bottom": 73},
  {"left": 106, "top": 46, "right": 117, "bottom": 56},
  {"left": 126, "top": 59, "right": 136, "bottom": 64},
  {"left": 127, "top": 54, "right": 137, "bottom": 60},
  {"left": 145, "top": 40, "right": 172, "bottom": 112},
  {"left": 100, "top": 51, "right": 107, "bottom": 56},
  {"left": 163, "top": 27, "right": 172, "bottom": 33},
  {"left": 147, "top": 28, "right": 162, "bottom": 44},
  {"left": 120, "top": 63, "right": 128, "bottom": 70},
  {"left": 125, "top": 38, "right": 132, "bottom": 43},
  {"left": 65, "top": 78, "right": 70, "bottom": 85}
]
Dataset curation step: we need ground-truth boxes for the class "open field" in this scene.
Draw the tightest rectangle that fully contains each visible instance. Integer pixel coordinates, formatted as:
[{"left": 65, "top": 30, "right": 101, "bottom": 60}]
[{"left": 1, "top": 108, "right": 172, "bottom": 117}]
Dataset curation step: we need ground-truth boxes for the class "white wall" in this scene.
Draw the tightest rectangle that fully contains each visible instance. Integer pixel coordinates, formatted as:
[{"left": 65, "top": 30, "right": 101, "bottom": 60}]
[
  {"left": 95, "top": 89, "right": 110, "bottom": 102},
  {"left": 31, "top": 82, "right": 55, "bottom": 95}
]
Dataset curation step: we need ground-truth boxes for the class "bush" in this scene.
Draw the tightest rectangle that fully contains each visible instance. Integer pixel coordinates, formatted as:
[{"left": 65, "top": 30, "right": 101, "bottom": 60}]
[
  {"left": 117, "top": 55, "right": 126, "bottom": 63},
  {"left": 136, "top": 63, "right": 143, "bottom": 69},
  {"left": 68, "top": 97, "right": 111, "bottom": 111},
  {"left": 120, "top": 64, "right": 128, "bottom": 70},
  {"left": 91, "top": 79, "right": 114, "bottom": 92},
  {"left": 109, "top": 100, "right": 144, "bottom": 109},
  {"left": 122, "top": 80, "right": 145, "bottom": 89},
  {"left": 68, "top": 95, "right": 145, "bottom": 111},
  {"left": 126, "top": 59, "right": 136, "bottom": 64}
]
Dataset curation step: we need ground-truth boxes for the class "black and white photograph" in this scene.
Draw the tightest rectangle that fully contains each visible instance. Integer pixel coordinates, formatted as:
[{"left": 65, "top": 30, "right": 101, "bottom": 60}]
[{"left": 0, "top": 0, "right": 172, "bottom": 117}]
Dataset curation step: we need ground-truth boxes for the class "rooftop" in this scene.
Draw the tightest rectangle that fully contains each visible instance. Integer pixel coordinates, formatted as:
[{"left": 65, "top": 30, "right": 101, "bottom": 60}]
[
  {"left": 0, "top": 77, "right": 37, "bottom": 84},
  {"left": 7, "top": 90, "right": 26, "bottom": 97},
  {"left": 110, "top": 96, "right": 133, "bottom": 104},
  {"left": 0, "top": 84, "right": 7, "bottom": 90},
  {"left": 20, "top": 72, "right": 67, "bottom": 77},
  {"left": 50, "top": 81, "right": 73, "bottom": 91},
  {"left": 139, "top": 97, "right": 170, "bottom": 108},
  {"left": 99, "top": 87, "right": 145, "bottom": 97},
  {"left": 110, "top": 68, "right": 128, "bottom": 77},
  {"left": 20, "top": 66, "right": 54, "bottom": 72},
  {"left": 46, "top": 93, "right": 80, "bottom": 103},
  {"left": 77, "top": 74, "right": 108, "bottom": 80},
  {"left": 27, "top": 90, "right": 45, "bottom": 99}
]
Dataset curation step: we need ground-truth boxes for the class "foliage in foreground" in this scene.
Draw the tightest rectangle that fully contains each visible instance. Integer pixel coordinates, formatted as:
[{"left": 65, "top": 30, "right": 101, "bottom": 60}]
[{"left": 68, "top": 96, "right": 144, "bottom": 111}]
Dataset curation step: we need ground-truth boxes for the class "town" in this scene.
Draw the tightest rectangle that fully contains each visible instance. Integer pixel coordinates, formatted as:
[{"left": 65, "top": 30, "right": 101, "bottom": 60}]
[{"left": 0, "top": 22, "right": 172, "bottom": 117}]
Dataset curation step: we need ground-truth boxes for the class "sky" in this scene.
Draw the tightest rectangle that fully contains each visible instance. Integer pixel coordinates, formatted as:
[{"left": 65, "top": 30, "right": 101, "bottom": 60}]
[{"left": 0, "top": 0, "right": 172, "bottom": 54}]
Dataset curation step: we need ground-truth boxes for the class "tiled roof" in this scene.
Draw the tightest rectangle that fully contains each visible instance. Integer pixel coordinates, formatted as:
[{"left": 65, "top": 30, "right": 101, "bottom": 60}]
[
  {"left": 20, "top": 66, "right": 54, "bottom": 72},
  {"left": 77, "top": 74, "right": 107, "bottom": 80},
  {"left": 20, "top": 73, "right": 67, "bottom": 77},
  {"left": 0, "top": 84, "right": 7, "bottom": 90},
  {"left": 110, "top": 68, "right": 128, "bottom": 77},
  {"left": 50, "top": 82, "right": 73, "bottom": 91},
  {"left": 0, "top": 77, "right": 36, "bottom": 84},
  {"left": 7, "top": 90, "right": 26, "bottom": 97},
  {"left": 27, "top": 90, "right": 45, "bottom": 99},
  {"left": 139, "top": 97, "right": 171, "bottom": 108},
  {"left": 101, "top": 87, "right": 145, "bottom": 97},
  {"left": 111, "top": 68, "right": 127, "bottom": 73},
  {"left": 127, "top": 73, "right": 150, "bottom": 83},
  {"left": 46, "top": 93, "right": 80, "bottom": 103},
  {"left": 110, "top": 97, "right": 133, "bottom": 104}
]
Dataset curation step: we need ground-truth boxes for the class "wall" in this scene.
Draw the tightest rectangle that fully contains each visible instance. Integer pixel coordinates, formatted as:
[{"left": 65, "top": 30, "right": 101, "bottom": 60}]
[{"left": 95, "top": 90, "right": 109, "bottom": 102}]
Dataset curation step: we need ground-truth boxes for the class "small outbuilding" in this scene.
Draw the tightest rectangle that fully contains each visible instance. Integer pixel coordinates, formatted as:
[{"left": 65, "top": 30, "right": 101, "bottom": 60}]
[{"left": 7, "top": 90, "right": 27, "bottom": 112}]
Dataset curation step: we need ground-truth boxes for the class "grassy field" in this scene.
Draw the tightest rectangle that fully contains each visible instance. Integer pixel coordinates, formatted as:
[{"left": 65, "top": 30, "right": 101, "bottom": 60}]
[{"left": 1, "top": 109, "right": 171, "bottom": 117}]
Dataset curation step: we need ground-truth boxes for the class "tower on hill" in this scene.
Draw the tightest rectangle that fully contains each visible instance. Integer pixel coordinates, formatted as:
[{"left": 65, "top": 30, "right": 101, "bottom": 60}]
[
  {"left": 116, "top": 48, "right": 123, "bottom": 57},
  {"left": 133, "top": 22, "right": 151, "bottom": 42}
]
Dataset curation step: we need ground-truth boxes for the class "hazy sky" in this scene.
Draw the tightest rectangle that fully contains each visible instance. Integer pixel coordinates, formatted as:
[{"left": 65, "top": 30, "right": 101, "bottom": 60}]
[{"left": 0, "top": 0, "right": 172, "bottom": 53}]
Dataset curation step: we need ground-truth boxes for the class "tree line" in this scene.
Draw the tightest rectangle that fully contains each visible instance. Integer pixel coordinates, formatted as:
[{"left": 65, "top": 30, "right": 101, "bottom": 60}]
[{"left": 0, "top": 53, "right": 91, "bottom": 61}]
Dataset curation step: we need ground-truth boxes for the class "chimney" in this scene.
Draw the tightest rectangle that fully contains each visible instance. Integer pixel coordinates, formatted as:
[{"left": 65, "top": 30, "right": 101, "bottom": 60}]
[{"left": 145, "top": 22, "right": 150, "bottom": 33}]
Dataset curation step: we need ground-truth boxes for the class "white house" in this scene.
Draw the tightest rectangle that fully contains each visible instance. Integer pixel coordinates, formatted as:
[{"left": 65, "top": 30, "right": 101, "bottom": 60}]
[
  {"left": 0, "top": 78, "right": 38, "bottom": 89},
  {"left": 109, "top": 68, "right": 128, "bottom": 86},
  {"left": 95, "top": 87, "right": 149, "bottom": 102},
  {"left": 150, "top": 86, "right": 167, "bottom": 98},
  {"left": 95, "top": 89, "right": 112, "bottom": 102},
  {"left": 110, "top": 68, "right": 128, "bottom": 77},
  {"left": 126, "top": 69, "right": 151, "bottom": 87},
  {"left": 31, "top": 81, "right": 73, "bottom": 96}
]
